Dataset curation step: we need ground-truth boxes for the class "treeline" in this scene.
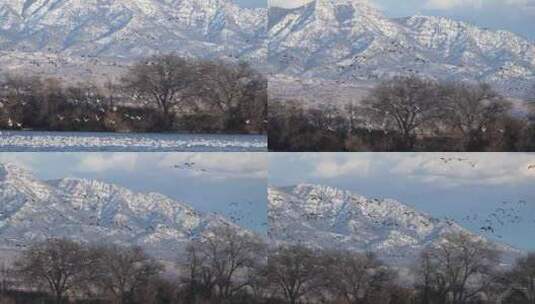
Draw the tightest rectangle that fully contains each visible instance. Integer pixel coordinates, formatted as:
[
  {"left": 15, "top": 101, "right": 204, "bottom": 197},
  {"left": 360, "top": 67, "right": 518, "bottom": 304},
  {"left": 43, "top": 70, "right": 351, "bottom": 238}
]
[
  {"left": 1, "top": 228, "right": 535, "bottom": 304},
  {"left": 0, "top": 54, "right": 267, "bottom": 134},
  {"left": 270, "top": 77, "right": 535, "bottom": 151}
]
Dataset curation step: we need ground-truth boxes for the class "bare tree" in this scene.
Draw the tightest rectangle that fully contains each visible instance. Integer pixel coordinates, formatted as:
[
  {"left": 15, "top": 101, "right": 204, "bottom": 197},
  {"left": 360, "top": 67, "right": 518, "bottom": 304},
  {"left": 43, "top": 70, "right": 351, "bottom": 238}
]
[
  {"left": 179, "top": 242, "right": 217, "bottom": 302},
  {"left": 526, "top": 83, "right": 535, "bottom": 103},
  {"left": 0, "top": 74, "right": 42, "bottom": 128},
  {"left": 308, "top": 104, "right": 343, "bottom": 131},
  {"left": 265, "top": 245, "right": 320, "bottom": 304},
  {"left": 414, "top": 250, "right": 449, "bottom": 304},
  {"left": 196, "top": 61, "right": 267, "bottom": 131},
  {"left": 363, "top": 76, "right": 442, "bottom": 150},
  {"left": 345, "top": 102, "right": 363, "bottom": 134},
  {"left": 509, "top": 253, "right": 535, "bottom": 304},
  {"left": 38, "top": 78, "right": 65, "bottom": 127},
  {"left": 102, "top": 77, "right": 122, "bottom": 109},
  {"left": 130, "top": 276, "right": 178, "bottom": 304},
  {"left": 247, "top": 262, "right": 272, "bottom": 302},
  {"left": 122, "top": 54, "right": 194, "bottom": 127},
  {"left": 93, "top": 244, "right": 163, "bottom": 304},
  {"left": 180, "top": 225, "right": 266, "bottom": 303},
  {"left": 417, "top": 232, "right": 501, "bottom": 304},
  {"left": 239, "top": 69, "right": 268, "bottom": 133},
  {"left": 441, "top": 83, "right": 511, "bottom": 151},
  {"left": 322, "top": 250, "right": 395, "bottom": 304},
  {"left": 2, "top": 73, "right": 42, "bottom": 101},
  {"left": 14, "top": 239, "right": 98, "bottom": 304},
  {"left": 0, "top": 261, "right": 15, "bottom": 297}
]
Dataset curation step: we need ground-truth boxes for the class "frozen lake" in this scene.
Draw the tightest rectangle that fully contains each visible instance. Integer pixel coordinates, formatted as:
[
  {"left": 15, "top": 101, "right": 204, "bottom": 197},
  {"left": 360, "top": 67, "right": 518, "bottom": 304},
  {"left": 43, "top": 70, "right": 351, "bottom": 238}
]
[{"left": 0, "top": 130, "right": 267, "bottom": 152}]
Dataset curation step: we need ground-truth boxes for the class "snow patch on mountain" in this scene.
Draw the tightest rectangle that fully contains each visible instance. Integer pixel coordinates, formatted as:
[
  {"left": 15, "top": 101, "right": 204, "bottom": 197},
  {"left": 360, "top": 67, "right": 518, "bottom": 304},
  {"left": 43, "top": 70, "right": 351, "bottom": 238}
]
[
  {"left": 268, "top": 0, "right": 535, "bottom": 98},
  {"left": 268, "top": 184, "right": 521, "bottom": 265},
  {"left": 0, "top": 0, "right": 267, "bottom": 68},
  {"left": 0, "top": 162, "right": 244, "bottom": 260}
]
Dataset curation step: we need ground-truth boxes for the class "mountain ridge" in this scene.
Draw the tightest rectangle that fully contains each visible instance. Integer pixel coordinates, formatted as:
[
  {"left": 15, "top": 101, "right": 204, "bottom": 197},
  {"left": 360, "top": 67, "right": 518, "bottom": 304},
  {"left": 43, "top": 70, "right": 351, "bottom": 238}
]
[
  {"left": 0, "top": 0, "right": 267, "bottom": 60},
  {"left": 268, "top": 184, "right": 522, "bottom": 265},
  {"left": 0, "top": 163, "right": 245, "bottom": 260},
  {"left": 267, "top": 0, "right": 535, "bottom": 98}
]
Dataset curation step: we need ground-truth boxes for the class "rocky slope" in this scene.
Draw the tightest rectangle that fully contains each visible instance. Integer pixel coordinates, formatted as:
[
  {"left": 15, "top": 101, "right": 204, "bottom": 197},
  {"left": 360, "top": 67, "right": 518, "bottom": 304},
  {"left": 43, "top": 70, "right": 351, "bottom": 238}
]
[
  {"left": 268, "top": 184, "right": 521, "bottom": 265},
  {"left": 0, "top": 0, "right": 266, "bottom": 61},
  {"left": 0, "top": 163, "right": 242, "bottom": 259},
  {"left": 268, "top": 0, "right": 535, "bottom": 98}
]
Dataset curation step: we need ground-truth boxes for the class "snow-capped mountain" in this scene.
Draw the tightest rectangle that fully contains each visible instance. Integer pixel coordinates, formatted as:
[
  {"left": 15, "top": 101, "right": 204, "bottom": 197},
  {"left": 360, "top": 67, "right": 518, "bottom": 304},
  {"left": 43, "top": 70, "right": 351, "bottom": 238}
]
[
  {"left": 268, "top": 184, "right": 521, "bottom": 264},
  {"left": 0, "top": 163, "right": 242, "bottom": 260},
  {"left": 0, "top": 0, "right": 266, "bottom": 60},
  {"left": 268, "top": 0, "right": 535, "bottom": 98},
  {"left": 1, "top": 0, "right": 533, "bottom": 97}
]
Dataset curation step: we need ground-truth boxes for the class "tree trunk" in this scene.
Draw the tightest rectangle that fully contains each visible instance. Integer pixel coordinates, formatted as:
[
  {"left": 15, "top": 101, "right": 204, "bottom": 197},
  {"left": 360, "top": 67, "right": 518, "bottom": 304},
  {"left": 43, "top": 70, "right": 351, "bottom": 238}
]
[
  {"left": 160, "top": 103, "right": 175, "bottom": 130},
  {"left": 55, "top": 290, "right": 63, "bottom": 304},
  {"left": 397, "top": 130, "right": 415, "bottom": 151}
]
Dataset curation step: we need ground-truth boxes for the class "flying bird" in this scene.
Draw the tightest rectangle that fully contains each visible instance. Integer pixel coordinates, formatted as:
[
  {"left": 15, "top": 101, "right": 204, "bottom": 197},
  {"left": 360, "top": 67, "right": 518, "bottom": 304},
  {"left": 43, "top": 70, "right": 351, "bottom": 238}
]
[
  {"left": 439, "top": 157, "right": 477, "bottom": 168},
  {"left": 172, "top": 162, "right": 208, "bottom": 173}
]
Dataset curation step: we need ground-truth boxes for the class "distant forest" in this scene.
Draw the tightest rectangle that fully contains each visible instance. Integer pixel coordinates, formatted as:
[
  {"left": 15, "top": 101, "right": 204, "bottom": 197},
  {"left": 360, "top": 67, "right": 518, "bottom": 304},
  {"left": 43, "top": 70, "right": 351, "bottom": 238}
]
[
  {"left": 269, "top": 77, "right": 535, "bottom": 152},
  {"left": 0, "top": 228, "right": 534, "bottom": 304},
  {"left": 0, "top": 54, "right": 267, "bottom": 134}
]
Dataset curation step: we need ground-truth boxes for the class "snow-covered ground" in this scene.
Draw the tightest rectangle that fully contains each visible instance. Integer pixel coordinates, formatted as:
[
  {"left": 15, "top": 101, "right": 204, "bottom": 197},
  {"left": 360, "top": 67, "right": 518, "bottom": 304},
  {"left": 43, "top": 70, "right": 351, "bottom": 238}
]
[{"left": 0, "top": 131, "right": 267, "bottom": 152}]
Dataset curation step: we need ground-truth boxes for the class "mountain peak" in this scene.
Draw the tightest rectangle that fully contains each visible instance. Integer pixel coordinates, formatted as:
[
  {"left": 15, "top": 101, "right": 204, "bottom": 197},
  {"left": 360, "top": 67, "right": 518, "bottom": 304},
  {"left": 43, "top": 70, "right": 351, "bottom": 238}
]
[
  {"left": 51, "top": 176, "right": 115, "bottom": 190},
  {"left": 0, "top": 162, "right": 36, "bottom": 182},
  {"left": 311, "top": 0, "right": 384, "bottom": 22},
  {"left": 268, "top": 184, "right": 521, "bottom": 265},
  {"left": 314, "top": 0, "right": 378, "bottom": 9},
  {"left": 292, "top": 183, "right": 359, "bottom": 199}
]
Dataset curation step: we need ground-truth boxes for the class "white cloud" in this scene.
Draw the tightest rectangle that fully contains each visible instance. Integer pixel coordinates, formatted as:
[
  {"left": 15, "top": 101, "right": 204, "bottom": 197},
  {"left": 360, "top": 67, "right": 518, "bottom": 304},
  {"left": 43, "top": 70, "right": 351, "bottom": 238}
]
[
  {"left": 425, "top": 0, "right": 483, "bottom": 9},
  {"left": 77, "top": 154, "right": 139, "bottom": 173},
  {"left": 275, "top": 153, "right": 535, "bottom": 188},
  {"left": 269, "top": 0, "right": 312, "bottom": 8},
  {"left": 289, "top": 153, "right": 371, "bottom": 178},
  {"left": 387, "top": 153, "right": 535, "bottom": 187},
  {"left": 0, "top": 153, "right": 267, "bottom": 180},
  {"left": 314, "top": 158, "right": 370, "bottom": 178},
  {"left": 424, "top": 0, "right": 535, "bottom": 10}
]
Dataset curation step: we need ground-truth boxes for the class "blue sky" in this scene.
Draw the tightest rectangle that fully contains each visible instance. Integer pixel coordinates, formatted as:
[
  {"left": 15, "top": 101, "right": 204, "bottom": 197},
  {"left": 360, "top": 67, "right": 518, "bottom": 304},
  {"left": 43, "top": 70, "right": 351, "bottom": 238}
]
[
  {"left": 269, "top": 0, "right": 535, "bottom": 40},
  {"left": 0, "top": 153, "right": 268, "bottom": 234},
  {"left": 269, "top": 153, "right": 535, "bottom": 251},
  {"left": 236, "top": 0, "right": 266, "bottom": 7}
]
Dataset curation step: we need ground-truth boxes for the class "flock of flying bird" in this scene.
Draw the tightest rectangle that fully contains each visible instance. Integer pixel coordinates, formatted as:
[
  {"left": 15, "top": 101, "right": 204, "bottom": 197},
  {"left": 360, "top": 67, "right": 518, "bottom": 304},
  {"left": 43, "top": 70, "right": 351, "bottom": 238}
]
[
  {"left": 227, "top": 201, "right": 268, "bottom": 230},
  {"left": 452, "top": 199, "right": 531, "bottom": 239},
  {"left": 171, "top": 162, "right": 268, "bottom": 231},
  {"left": 437, "top": 157, "right": 534, "bottom": 239}
]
